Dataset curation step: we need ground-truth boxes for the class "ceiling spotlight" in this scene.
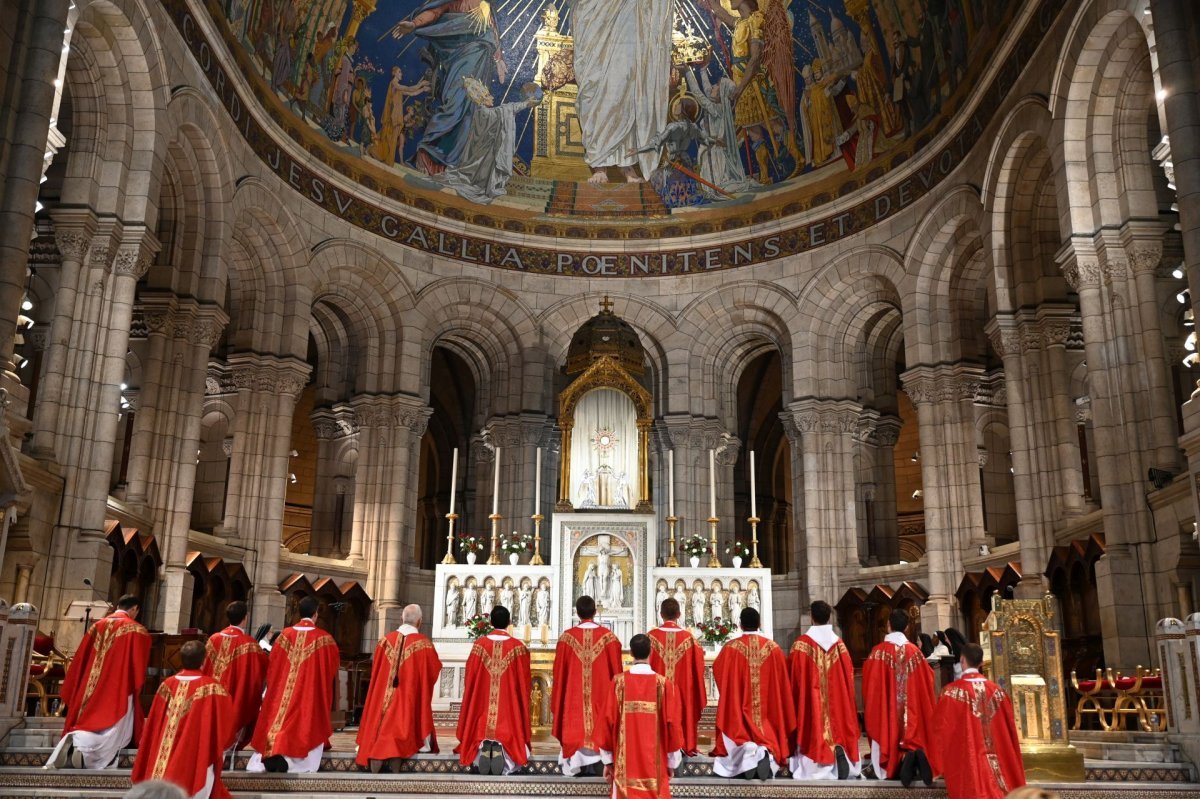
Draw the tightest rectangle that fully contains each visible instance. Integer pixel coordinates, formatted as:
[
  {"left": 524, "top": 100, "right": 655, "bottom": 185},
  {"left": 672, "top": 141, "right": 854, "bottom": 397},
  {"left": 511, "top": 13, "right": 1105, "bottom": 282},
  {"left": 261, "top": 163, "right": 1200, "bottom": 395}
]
[
  {"left": 911, "top": 489, "right": 923, "bottom": 499},
  {"left": 1173, "top": 267, "right": 1185, "bottom": 280},
  {"left": 1178, "top": 290, "right": 1189, "bottom": 304},
  {"left": 120, "top": 382, "right": 128, "bottom": 391},
  {"left": 289, "top": 472, "right": 298, "bottom": 484},
  {"left": 21, "top": 298, "right": 33, "bottom": 311},
  {"left": 290, "top": 449, "right": 299, "bottom": 458}
]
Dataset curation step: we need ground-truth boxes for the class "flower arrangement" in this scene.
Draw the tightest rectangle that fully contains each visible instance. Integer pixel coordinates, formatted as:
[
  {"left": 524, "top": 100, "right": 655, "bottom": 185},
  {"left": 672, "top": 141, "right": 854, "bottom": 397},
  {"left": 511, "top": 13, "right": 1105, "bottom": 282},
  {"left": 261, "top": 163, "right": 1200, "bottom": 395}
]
[
  {"left": 459, "top": 535, "right": 486, "bottom": 554},
  {"left": 501, "top": 530, "right": 533, "bottom": 555},
  {"left": 680, "top": 534, "right": 709, "bottom": 558},
  {"left": 724, "top": 540, "right": 751, "bottom": 559},
  {"left": 466, "top": 613, "right": 493, "bottom": 639},
  {"left": 698, "top": 617, "right": 736, "bottom": 645}
]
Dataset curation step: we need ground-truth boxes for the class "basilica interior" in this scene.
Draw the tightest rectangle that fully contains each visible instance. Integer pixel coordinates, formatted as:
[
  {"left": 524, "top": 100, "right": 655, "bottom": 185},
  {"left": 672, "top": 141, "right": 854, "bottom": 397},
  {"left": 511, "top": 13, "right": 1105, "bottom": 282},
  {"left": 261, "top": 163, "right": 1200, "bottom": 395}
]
[{"left": 1, "top": 0, "right": 1200, "bottom": 795}]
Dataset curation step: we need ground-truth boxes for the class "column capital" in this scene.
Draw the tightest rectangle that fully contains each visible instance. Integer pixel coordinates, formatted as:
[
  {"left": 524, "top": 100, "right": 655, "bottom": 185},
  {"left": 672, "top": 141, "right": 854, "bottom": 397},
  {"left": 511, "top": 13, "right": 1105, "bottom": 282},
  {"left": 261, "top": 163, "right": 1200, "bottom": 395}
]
[
  {"left": 984, "top": 315, "right": 1021, "bottom": 359},
  {"left": 780, "top": 398, "right": 864, "bottom": 438},
  {"left": 350, "top": 392, "right": 431, "bottom": 434},
  {"left": 873, "top": 415, "right": 903, "bottom": 447},
  {"left": 900, "top": 364, "right": 983, "bottom": 406},
  {"left": 227, "top": 353, "right": 311, "bottom": 399},
  {"left": 481, "top": 412, "right": 554, "bottom": 449},
  {"left": 311, "top": 403, "right": 359, "bottom": 440},
  {"left": 111, "top": 228, "right": 160, "bottom": 279},
  {"left": 658, "top": 414, "right": 736, "bottom": 453},
  {"left": 1056, "top": 239, "right": 1102, "bottom": 292}
]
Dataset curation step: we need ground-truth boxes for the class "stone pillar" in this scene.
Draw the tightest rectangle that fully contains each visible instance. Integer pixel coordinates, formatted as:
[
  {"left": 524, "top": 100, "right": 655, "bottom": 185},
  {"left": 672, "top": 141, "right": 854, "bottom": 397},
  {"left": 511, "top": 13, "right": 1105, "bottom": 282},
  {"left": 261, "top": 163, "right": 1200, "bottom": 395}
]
[
  {"left": 660, "top": 415, "right": 739, "bottom": 550},
  {"left": 871, "top": 416, "right": 902, "bottom": 565},
  {"left": 41, "top": 229, "right": 157, "bottom": 641},
  {"left": 122, "top": 295, "right": 226, "bottom": 632},
  {"left": 779, "top": 400, "right": 862, "bottom": 607},
  {"left": 901, "top": 365, "right": 986, "bottom": 630},
  {"left": 221, "top": 354, "right": 311, "bottom": 628},
  {"left": 1060, "top": 242, "right": 1156, "bottom": 667},
  {"left": 309, "top": 405, "right": 357, "bottom": 557},
  {"left": 0, "top": 0, "right": 71, "bottom": 415},
  {"left": 481, "top": 413, "right": 553, "bottom": 528},
  {"left": 350, "top": 393, "right": 431, "bottom": 638}
]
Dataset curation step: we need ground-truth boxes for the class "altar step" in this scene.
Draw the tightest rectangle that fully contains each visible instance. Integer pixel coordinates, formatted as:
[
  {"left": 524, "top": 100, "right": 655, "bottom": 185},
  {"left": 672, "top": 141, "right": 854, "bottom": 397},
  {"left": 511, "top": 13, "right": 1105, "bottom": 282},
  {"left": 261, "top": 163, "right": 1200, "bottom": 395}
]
[
  {"left": 1070, "top": 730, "right": 1193, "bottom": 769},
  {"left": 0, "top": 767, "right": 1199, "bottom": 799}
]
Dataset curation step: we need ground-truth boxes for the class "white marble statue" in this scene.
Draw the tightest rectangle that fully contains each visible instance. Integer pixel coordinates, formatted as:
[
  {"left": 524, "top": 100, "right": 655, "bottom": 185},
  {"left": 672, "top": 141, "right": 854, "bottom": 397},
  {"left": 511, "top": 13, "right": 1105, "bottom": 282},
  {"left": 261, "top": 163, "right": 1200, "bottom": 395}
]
[
  {"left": 613, "top": 471, "right": 631, "bottom": 509},
  {"left": 710, "top": 584, "right": 725, "bottom": 622},
  {"left": 691, "top": 584, "right": 706, "bottom": 626},
  {"left": 728, "top": 583, "right": 743, "bottom": 620},
  {"left": 579, "top": 469, "right": 598, "bottom": 509},
  {"left": 673, "top": 584, "right": 688, "bottom": 623},
  {"left": 596, "top": 539, "right": 611, "bottom": 600},
  {"left": 656, "top": 584, "right": 668, "bottom": 615},
  {"left": 463, "top": 580, "right": 478, "bottom": 621},
  {"left": 518, "top": 583, "right": 533, "bottom": 627},
  {"left": 536, "top": 582, "right": 551, "bottom": 626},
  {"left": 445, "top": 582, "right": 461, "bottom": 627},
  {"left": 747, "top": 583, "right": 761, "bottom": 613},
  {"left": 499, "top": 582, "right": 515, "bottom": 616},
  {"left": 581, "top": 563, "right": 598, "bottom": 600},
  {"left": 481, "top": 582, "right": 496, "bottom": 615},
  {"left": 607, "top": 563, "right": 625, "bottom": 608}
]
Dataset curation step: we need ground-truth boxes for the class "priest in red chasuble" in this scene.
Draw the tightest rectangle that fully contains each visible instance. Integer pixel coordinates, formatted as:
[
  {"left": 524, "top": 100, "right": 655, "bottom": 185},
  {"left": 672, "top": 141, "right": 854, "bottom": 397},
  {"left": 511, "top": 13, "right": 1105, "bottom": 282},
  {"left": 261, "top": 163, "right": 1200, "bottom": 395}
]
[
  {"left": 47, "top": 594, "right": 151, "bottom": 770},
  {"left": 355, "top": 603, "right": 442, "bottom": 771},
  {"left": 202, "top": 601, "right": 267, "bottom": 750},
  {"left": 934, "top": 643, "right": 1026, "bottom": 799},
  {"left": 711, "top": 607, "right": 794, "bottom": 780},
  {"left": 788, "top": 600, "right": 861, "bottom": 780},
  {"left": 862, "top": 608, "right": 937, "bottom": 786},
  {"left": 455, "top": 605, "right": 532, "bottom": 775},
  {"left": 132, "top": 641, "right": 235, "bottom": 799},
  {"left": 247, "top": 595, "right": 340, "bottom": 773},
  {"left": 648, "top": 597, "right": 706, "bottom": 756},
  {"left": 552, "top": 595, "right": 623, "bottom": 776},
  {"left": 597, "top": 633, "right": 684, "bottom": 799}
]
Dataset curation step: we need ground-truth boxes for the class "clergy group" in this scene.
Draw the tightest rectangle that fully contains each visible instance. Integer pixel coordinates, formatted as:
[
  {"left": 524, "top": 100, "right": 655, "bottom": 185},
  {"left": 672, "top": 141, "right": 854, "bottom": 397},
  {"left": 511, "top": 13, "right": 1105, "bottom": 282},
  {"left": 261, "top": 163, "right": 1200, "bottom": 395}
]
[{"left": 46, "top": 594, "right": 1026, "bottom": 799}]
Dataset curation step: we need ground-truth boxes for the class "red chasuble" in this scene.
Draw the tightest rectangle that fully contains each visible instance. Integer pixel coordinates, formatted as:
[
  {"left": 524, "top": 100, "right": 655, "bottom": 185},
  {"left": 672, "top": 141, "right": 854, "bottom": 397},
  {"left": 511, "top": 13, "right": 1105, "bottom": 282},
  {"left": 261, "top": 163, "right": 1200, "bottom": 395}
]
[
  {"left": 648, "top": 622, "right": 707, "bottom": 755},
  {"left": 249, "top": 620, "right": 340, "bottom": 759},
  {"left": 203, "top": 626, "right": 268, "bottom": 747},
  {"left": 551, "top": 622, "right": 622, "bottom": 758},
  {"left": 60, "top": 610, "right": 151, "bottom": 736},
  {"left": 862, "top": 636, "right": 938, "bottom": 778},
  {"left": 934, "top": 671, "right": 1026, "bottom": 799},
  {"left": 789, "top": 633, "right": 860, "bottom": 768},
  {"left": 710, "top": 633, "right": 795, "bottom": 766},
  {"left": 454, "top": 631, "right": 532, "bottom": 767},
  {"left": 597, "top": 669, "right": 684, "bottom": 799},
  {"left": 131, "top": 672, "right": 235, "bottom": 799},
  {"left": 355, "top": 628, "right": 443, "bottom": 764}
]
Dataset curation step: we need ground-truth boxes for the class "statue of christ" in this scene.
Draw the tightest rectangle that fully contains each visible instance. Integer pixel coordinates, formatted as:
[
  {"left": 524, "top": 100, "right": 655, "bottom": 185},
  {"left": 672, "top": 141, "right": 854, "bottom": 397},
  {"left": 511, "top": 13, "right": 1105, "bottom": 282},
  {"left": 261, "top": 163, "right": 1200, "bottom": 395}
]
[{"left": 572, "top": 0, "right": 673, "bottom": 183}]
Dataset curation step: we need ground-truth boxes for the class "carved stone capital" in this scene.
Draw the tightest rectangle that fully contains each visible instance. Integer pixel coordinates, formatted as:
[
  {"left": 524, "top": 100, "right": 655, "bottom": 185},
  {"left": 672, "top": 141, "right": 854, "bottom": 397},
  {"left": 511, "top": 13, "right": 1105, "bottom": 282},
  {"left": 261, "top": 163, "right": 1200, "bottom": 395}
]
[
  {"left": 1128, "top": 241, "right": 1164, "bottom": 275},
  {"left": 781, "top": 399, "right": 863, "bottom": 437},
  {"left": 1062, "top": 257, "right": 1102, "bottom": 292},
  {"left": 54, "top": 230, "right": 91, "bottom": 261},
  {"left": 873, "top": 416, "right": 902, "bottom": 448},
  {"left": 227, "top": 354, "right": 311, "bottom": 400},
  {"left": 1042, "top": 320, "right": 1071, "bottom": 346},
  {"left": 351, "top": 394, "right": 432, "bottom": 434}
]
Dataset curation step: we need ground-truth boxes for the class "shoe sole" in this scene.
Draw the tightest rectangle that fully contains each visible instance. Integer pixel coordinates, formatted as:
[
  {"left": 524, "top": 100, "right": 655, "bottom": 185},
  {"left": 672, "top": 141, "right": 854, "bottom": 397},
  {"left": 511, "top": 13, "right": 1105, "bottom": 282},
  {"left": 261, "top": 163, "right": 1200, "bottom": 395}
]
[
  {"left": 835, "top": 746, "right": 850, "bottom": 780},
  {"left": 756, "top": 755, "right": 771, "bottom": 780}
]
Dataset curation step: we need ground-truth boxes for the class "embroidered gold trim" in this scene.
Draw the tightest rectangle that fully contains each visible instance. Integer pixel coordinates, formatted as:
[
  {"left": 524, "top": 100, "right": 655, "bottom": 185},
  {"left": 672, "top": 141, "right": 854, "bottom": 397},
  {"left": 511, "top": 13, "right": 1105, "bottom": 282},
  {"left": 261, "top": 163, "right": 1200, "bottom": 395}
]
[
  {"left": 264, "top": 630, "right": 338, "bottom": 753},
  {"left": 150, "top": 680, "right": 228, "bottom": 780},
  {"left": 77, "top": 619, "right": 147, "bottom": 716},
  {"left": 649, "top": 630, "right": 696, "bottom": 681},
  {"left": 559, "top": 628, "right": 617, "bottom": 746},
  {"left": 206, "top": 638, "right": 261, "bottom": 682},
  {"left": 790, "top": 638, "right": 847, "bottom": 749},
  {"left": 944, "top": 679, "right": 1011, "bottom": 794},
  {"left": 376, "top": 635, "right": 433, "bottom": 738},
  {"left": 471, "top": 638, "right": 527, "bottom": 740}
]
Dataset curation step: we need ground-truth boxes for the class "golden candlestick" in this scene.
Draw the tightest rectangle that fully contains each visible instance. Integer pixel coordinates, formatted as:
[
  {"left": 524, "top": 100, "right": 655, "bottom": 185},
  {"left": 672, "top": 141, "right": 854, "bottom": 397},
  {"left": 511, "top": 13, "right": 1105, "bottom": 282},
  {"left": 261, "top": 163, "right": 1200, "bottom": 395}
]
[
  {"left": 748, "top": 515, "right": 762, "bottom": 568},
  {"left": 530, "top": 513, "right": 545, "bottom": 565},
  {"left": 707, "top": 516, "right": 721, "bottom": 567},
  {"left": 441, "top": 512, "right": 460, "bottom": 564},
  {"left": 487, "top": 513, "right": 502, "bottom": 565},
  {"left": 665, "top": 516, "right": 679, "bottom": 567}
]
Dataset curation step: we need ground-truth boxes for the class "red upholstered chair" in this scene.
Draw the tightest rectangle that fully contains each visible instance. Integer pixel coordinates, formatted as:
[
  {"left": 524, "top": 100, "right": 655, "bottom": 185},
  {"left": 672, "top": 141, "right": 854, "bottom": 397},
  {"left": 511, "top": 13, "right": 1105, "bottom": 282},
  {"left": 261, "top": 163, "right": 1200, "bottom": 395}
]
[{"left": 27, "top": 632, "right": 69, "bottom": 716}]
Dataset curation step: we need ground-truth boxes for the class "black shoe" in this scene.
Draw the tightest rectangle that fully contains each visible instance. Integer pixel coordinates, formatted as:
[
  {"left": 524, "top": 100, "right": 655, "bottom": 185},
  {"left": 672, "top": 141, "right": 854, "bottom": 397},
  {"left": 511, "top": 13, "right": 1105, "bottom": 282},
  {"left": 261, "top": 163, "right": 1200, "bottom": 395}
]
[
  {"left": 834, "top": 745, "right": 850, "bottom": 780},
  {"left": 477, "top": 743, "right": 494, "bottom": 776},
  {"left": 899, "top": 750, "right": 917, "bottom": 787},
  {"left": 263, "top": 754, "right": 288, "bottom": 773},
  {"left": 915, "top": 749, "right": 933, "bottom": 787},
  {"left": 484, "top": 741, "right": 504, "bottom": 776},
  {"left": 755, "top": 754, "right": 772, "bottom": 780}
]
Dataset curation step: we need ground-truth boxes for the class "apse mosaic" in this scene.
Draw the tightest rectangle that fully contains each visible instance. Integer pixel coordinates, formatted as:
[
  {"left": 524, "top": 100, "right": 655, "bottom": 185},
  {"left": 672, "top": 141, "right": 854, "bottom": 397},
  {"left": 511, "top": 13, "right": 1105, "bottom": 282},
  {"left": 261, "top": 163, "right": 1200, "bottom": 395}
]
[{"left": 211, "top": 0, "right": 1010, "bottom": 214}]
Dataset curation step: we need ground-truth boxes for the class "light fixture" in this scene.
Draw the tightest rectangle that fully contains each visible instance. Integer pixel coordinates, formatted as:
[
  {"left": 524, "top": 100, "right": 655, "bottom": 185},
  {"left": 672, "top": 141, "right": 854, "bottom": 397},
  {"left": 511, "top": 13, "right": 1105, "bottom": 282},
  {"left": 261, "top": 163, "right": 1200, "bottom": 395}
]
[
  {"left": 21, "top": 298, "right": 32, "bottom": 311},
  {"left": 1178, "top": 290, "right": 1189, "bottom": 304},
  {"left": 289, "top": 472, "right": 298, "bottom": 484},
  {"left": 1184, "top": 352, "right": 1200, "bottom": 368},
  {"left": 290, "top": 449, "right": 299, "bottom": 458},
  {"left": 1186, "top": 332, "right": 1197, "bottom": 352},
  {"left": 119, "top": 382, "right": 128, "bottom": 391},
  {"left": 1157, "top": 89, "right": 1168, "bottom": 101},
  {"left": 1173, "top": 267, "right": 1185, "bottom": 280},
  {"left": 17, "top": 358, "right": 29, "bottom": 370},
  {"left": 911, "top": 489, "right": 923, "bottom": 499},
  {"left": 978, "top": 544, "right": 991, "bottom": 556},
  {"left": 910, "top": 451, "right": 920, "bottom": 462}
]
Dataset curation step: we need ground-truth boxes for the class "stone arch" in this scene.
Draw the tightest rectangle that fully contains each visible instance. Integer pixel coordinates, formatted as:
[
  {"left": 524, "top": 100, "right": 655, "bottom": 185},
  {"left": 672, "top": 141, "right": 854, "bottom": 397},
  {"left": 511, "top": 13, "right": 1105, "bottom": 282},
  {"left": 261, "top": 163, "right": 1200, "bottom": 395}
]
[
  {"left": 679, "top": 282, "right": 797, "bottom": 419},
  {"left": 904, "top": 186, "right": 990, "bottom": 365},
  {"left": 1049, "top": 1, "right": 1158, "bottom": 234},
  {"left": 796, "top": 245, "right": 908, "bottom": 399},
  {"left": 61, "top": 0, "right": 168, "bottom": 227}
]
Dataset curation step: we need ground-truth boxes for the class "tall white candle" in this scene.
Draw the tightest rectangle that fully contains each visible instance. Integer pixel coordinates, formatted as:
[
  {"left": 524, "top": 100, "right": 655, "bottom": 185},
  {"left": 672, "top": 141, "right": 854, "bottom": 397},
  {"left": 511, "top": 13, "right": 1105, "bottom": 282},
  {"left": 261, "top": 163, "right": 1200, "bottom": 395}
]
[
  {"left": 449, "top": 447, "right": 459, "bottom": 515},
  {"left": 492, "top": 447, "right": 502, "bottom": 516},
  {"left": 708, "top": 449, "right": 717, "bottom": 519},
  {"left": 668, "top": 449, "right": 675, "bottom": 517},
  {"left": 534, "top": 447, "right": 542, "bottom": 512},
  {"left": 749, "top": 450, "right": 757, "bottom": 518}
]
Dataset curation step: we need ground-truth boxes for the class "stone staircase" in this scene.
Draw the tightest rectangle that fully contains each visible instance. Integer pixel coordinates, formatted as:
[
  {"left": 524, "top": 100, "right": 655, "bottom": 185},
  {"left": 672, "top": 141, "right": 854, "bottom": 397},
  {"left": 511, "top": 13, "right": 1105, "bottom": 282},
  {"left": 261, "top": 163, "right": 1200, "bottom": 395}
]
[{"left": 1072, "top": 730, "right": 1196, "bottom": 783}]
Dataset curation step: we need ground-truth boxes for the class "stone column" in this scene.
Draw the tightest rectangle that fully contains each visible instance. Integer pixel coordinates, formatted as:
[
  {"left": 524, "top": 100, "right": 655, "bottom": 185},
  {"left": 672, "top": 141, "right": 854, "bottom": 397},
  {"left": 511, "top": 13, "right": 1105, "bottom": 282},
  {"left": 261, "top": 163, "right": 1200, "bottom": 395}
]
[
  {"left": 901, "top": 365, "right": 986, "bottom": 630},
  {"left": 779, "top": 400, "right": 862, "bottom": 607},
  {"left": 1060, "top": 243, "right": 1156, "bottom": 667},
  {"left": 221, "top": 354, "right": 311, "bottom": 628},
  {"left": 481, "top": 413, "right": 552, "bottom": 527},
  {"left": 871, "top": 416, "right": 902, "bottom": 565},
  {"left": 123, "top": 296, "right": 226, "bottom": 632},
  {"left": 0, "top": 0, "right": 71, "bottom": 415},
  {"left": 350, "top": 393, "right": 431, "bottom": 637},
  {"left": 309, "top": 405, "right": 357, "bottom": 557}
]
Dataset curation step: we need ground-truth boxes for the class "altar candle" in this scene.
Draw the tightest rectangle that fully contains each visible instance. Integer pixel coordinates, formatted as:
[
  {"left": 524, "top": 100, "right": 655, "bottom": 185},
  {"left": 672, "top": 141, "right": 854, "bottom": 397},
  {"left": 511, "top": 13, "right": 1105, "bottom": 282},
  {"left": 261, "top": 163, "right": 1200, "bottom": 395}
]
[
  {"left": 708, "top": 449, "right": 717, "bottom": 519},
  {"left": 534, "top": 447, "right": 542, "bottom": 512},
  {"left": 668, "top": 449, "right": 675, "bottom": 517},
  {"left": 493, "top": 447, "right": 502, "bottom": 515},
  {"left": 749, "top": 450, "right": 757, "bottom": 518},
  {"left": 449, "top": 447, "right": 459, "bottom": 515}
]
